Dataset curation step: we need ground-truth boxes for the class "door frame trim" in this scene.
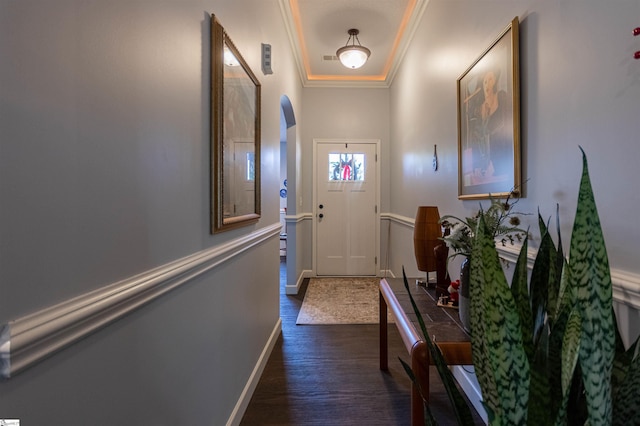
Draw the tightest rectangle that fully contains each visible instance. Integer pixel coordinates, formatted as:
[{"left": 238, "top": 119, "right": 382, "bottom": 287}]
[{"left": 312, "top": 138, "right": 381, "bottom": 276}]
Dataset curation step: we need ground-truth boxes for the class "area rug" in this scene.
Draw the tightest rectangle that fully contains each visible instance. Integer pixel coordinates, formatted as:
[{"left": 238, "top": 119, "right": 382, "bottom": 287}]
[{"left": 296, "top": 277, "right": 392, "bottom": 325}]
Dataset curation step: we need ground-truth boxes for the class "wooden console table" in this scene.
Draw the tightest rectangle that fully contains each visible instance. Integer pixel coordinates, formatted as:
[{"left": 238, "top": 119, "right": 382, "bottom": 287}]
[{"left": 379, "top": 277, "right": 472, "bottom": 426}]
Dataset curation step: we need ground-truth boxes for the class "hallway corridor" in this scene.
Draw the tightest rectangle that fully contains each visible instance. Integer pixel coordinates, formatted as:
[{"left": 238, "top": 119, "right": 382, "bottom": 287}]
[{"left": 239, "top": 261, "right": 483, "bottom": 425}]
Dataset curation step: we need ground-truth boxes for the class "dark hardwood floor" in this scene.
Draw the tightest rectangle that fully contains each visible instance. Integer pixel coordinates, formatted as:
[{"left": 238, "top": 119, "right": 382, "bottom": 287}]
[{"left": 239, "top": 259, "right": 483, "bottom": 425}]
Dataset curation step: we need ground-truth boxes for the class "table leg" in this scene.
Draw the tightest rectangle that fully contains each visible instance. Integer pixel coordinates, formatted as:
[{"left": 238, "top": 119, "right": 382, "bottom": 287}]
[
  {"left": 379, "top": 290, "right": 388, "bottom": 371},
  {"left": 411, "top": 342, "right": 429, "bottom": 426}
]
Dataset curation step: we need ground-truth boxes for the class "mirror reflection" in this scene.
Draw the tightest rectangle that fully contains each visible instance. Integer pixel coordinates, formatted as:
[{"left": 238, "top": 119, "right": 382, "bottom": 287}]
[{"left": 211, "top": 15, "right": 261, "bottom": 233}]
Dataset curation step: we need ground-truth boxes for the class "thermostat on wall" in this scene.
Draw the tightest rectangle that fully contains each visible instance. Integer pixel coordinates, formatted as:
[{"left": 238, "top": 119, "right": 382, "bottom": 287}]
[{"left": 262, "top": 43, "right": 273, "bottom": 75}]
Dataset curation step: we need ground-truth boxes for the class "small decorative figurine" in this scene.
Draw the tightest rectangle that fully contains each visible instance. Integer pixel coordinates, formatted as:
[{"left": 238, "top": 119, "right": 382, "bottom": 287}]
[{"left": 448, "top": 280, "right": 460, "bottom": 306}]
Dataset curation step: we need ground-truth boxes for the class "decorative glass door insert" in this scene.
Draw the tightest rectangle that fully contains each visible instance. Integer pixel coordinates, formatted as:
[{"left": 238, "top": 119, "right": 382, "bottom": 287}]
[{"left": 328, "top": 153, "right": 365, "bottom": 181}]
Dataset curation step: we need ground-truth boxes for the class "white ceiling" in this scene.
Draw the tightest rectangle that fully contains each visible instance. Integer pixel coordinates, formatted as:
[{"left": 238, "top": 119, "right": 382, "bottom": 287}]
[{"left": 279, "top": 0, "right": 429, "bottom": 87}]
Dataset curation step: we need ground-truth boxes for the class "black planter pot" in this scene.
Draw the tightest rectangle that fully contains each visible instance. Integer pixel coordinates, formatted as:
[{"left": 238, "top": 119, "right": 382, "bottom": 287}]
[{"left": 459, "top": 256, "right": 471, "bottom": 334}]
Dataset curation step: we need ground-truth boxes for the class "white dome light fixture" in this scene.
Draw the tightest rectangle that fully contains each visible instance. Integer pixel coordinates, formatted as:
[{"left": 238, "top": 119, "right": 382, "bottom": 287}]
[{"left": 336, "top": 28, "right": 371, "bottom": 69}]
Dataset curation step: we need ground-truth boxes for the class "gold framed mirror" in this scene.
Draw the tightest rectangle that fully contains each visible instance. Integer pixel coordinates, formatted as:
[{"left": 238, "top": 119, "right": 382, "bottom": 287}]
[{"left": 211, "top": 14, "right": 261, "bottom": 233}]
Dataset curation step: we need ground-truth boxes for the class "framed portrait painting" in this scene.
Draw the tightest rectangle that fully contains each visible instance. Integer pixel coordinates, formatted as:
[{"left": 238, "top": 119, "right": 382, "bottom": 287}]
[{"left": 457, "top": 17, "right": 521, "bottom": 200}]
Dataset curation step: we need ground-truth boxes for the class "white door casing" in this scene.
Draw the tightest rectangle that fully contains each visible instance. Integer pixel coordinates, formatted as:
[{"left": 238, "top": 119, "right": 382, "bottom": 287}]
[{"left": 313, "top": 139, "right": 379, "bottom": 276}]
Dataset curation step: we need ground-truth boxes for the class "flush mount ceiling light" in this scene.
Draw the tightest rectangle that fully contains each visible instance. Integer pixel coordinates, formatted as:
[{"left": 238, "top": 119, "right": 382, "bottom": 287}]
[{"left": 336, "top": 28, "right": 371, "bottom": 69}]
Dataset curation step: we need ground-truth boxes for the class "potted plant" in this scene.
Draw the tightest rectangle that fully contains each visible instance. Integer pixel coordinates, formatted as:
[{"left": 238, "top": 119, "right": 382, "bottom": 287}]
[
  {"left": 401, "top": 149, "right": 640, "bottom": 425},
  {"left": 439, "top": 195, "right": 527, "bottom": 333}
]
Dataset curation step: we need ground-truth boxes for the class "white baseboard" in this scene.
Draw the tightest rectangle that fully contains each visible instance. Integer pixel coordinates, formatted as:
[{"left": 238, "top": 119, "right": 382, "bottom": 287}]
[
  {"left": 452, "top": 366, "right": 488, "bottom": 424},
  {"left": 285, "top": 269, "right": 312, "bottom": 295},
  {"left": 226, "top": 318, "right": 282, "bottom": 426}
]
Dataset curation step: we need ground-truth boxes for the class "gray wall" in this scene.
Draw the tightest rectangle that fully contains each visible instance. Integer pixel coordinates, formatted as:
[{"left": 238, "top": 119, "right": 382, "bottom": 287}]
[
  {"left": 0, "top": 1, "right": 302, "bottom": 424},
  {"left": 3, "top": 0, "right": 640, "bottom": 424},
  {"left": 389, "top": 0, "right": 640, "bottom": 344},
  {"left": 301, "top": 87, "right": 391, "bottom": 274}
]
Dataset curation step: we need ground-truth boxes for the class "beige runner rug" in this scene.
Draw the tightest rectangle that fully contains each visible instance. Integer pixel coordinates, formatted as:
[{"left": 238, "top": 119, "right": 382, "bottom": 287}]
[{"left": 296, "top": 277, "right": 392, "bottom": 325}]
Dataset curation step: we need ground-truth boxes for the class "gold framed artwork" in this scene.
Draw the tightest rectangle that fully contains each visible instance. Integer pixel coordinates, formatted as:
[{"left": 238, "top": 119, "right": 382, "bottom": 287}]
[{"left": 457, "top": 17, "right": 521, "bottom": 200}]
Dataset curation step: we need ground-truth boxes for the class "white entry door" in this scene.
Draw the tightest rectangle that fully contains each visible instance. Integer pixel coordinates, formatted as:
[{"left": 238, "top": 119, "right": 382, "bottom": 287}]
[{"left": 315, "top": 141, "right": 378, "bottom": 276}]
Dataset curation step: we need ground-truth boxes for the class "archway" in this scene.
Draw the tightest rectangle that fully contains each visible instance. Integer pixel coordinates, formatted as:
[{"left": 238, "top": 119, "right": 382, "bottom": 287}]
[{"left": 280, "top": 96, "right": 297, "bottom": 293}]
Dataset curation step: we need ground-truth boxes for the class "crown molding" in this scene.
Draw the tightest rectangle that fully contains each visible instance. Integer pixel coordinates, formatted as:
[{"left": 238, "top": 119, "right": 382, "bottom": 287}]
[{"left": 278, "top": 0, "right": 430, "bottom": 88}]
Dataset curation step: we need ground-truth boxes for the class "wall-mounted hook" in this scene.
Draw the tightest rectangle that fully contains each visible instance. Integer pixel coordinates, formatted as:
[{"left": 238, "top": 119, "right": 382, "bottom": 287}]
[
  {"left": 634, "top": 27, "right": 640, "bottom": 36},
  {"left": 432, "top": 145, "right": 438, "bottom": 171}
]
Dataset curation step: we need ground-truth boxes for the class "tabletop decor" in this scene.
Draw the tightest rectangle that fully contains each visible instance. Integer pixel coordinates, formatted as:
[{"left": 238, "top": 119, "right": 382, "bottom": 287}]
[{"left": 439, "top": 193, "right": 527, "bottom": 332}]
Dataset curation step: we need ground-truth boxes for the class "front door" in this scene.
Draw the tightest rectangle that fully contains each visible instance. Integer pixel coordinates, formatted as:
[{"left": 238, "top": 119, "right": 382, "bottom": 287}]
[{"left": 315, "top": 140, "right": 378, "bottom": 276}]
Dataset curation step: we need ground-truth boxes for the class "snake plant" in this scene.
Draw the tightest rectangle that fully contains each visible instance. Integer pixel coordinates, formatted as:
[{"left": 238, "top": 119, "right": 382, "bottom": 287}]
[
  {"left": 403, "top": 149, "right": 639, "bottom": 425},
  {"left": 469, "top": 148, "right": 640, "bottom": 425}
]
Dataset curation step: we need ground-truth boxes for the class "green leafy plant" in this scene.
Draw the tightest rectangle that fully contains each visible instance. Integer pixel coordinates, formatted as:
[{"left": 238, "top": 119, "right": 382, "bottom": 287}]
[
  {"left": 403, "top": 149, "right": 640, "bottom": 425},
  {"left": 440, "top": 194, "right": 527, "bottom": 259},
  {"left": 470, "top": 148, "right": 640, "bottom": 425}
]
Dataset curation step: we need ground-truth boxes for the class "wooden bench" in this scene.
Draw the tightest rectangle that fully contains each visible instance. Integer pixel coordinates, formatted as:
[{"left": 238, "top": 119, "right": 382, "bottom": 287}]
[{"left": 379, "top": 277, "right": 472, "bottom": 426}]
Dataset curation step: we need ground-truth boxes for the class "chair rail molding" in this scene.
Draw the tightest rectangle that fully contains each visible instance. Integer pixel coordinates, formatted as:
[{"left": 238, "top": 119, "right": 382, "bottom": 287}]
[
  {"left": 0, "top": 223, "right": 282, "bottom": 379},
  {"left": 284, "top": 212, "right": 313, "bottom": 223},
  {"left": 497, "top": 244, "right": 640, "bottom": 310},
  {"left": 381, "top": 212, "right": 414, "bottom": 228},
  {"left": 381, "top": 212, "right": 640, "bottom": 311}
]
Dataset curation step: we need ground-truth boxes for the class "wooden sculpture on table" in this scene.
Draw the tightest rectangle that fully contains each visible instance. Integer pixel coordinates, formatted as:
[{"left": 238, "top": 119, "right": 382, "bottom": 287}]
[{"left": 413, "top": 206, "right": 450, "bottom": 297}]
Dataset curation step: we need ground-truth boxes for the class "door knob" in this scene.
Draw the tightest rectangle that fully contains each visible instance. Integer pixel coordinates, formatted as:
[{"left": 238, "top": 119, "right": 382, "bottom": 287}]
[
  {"left": 319, "top": 204, "right": 324, "bottom": 209},
  {"left": 319, "top": 213, "right": 324, "bottom": 218}
]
